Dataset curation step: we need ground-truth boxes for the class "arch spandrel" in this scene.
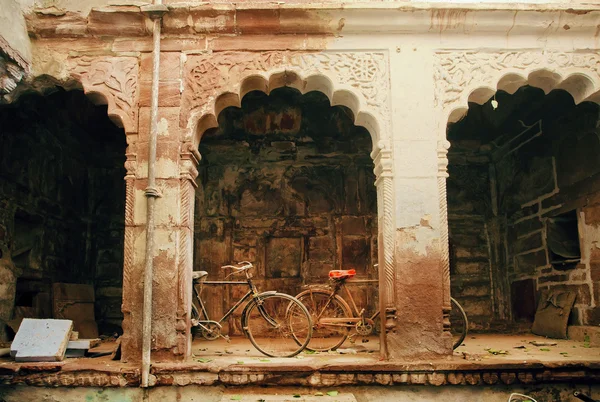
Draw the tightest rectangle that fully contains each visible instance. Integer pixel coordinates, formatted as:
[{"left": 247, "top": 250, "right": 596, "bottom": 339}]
[
  {"left": 68, "top": 56, "right": 140, "bottom": 134},
  {"left": 434, "top": 51, "right": 600, "bottom": 125},
  {"left": 181, "top": 51, "right": 392, "bottom": 155}
]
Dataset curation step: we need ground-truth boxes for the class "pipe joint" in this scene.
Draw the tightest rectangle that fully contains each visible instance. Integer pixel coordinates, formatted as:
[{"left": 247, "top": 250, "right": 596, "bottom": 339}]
[{"left": 144, "top": 186, "right": 162, "bottom": 198}]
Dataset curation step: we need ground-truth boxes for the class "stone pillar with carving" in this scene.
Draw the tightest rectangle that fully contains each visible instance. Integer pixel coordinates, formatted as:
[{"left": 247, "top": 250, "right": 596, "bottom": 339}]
[
  {"left": 120, "top": 152, "right": 140, "bottom": 362},
  {"left": 373, "top": 143, "right": 396, "bottom": 358},
  {"left": 175, "top": 143, "right": 200, "bottom": 358},
  {"left": 437, "top": 140, "right": 452, "bottom": 346}
]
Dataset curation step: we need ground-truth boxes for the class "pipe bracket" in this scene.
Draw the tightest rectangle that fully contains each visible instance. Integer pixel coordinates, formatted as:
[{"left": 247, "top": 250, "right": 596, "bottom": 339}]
[{"left": 141, "top": 4, "right": 168, "bottom": 19}]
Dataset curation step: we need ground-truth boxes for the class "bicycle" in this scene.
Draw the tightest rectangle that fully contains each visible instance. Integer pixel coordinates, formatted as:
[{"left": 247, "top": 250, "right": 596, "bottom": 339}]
[
  {"left": 294, "top": 266, "right": 468, "bottom": 351},
  {"left": 191, "top": 261, "right": 313, "bottom": 358}
]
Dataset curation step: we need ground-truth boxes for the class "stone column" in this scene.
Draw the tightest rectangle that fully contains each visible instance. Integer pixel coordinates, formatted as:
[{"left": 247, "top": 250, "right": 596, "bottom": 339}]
[
  {"left": 386, "top": 49, "right": 452, "bottom": 358},
  {"left": 120, "top": 49, "right": 187, "bottom": 361},
  {"left": 373, "top": 144, "right": 396, "bottom": 359},
  {"left": 120, "top": 152, "right": 141, "bottom": 362},
  {"left": 437, "top": 140, "right": 453, "bottom": 344},
  {"left": 176, "top": 143, "right": 200, "bottom": 359}
]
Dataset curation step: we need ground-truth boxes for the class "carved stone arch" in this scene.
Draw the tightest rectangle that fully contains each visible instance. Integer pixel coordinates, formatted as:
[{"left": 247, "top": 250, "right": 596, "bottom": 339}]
[
  {"left": 433, "top": 50, "right": 600, "bottom": 341},
  {"left": 181, "top": 51, "right": 397, "bottom": 357},
  {"left": 434, "top": 51, "right": 600, "bottom": 126},
  {"left": 67, "top": 56, "right": 140, "bottom": 135},
  {"left": 181, "top": 51, "right": 392, "bottom": 151},
  {"left": 187, "top": 68, "right": 385, "bottom": 156}
]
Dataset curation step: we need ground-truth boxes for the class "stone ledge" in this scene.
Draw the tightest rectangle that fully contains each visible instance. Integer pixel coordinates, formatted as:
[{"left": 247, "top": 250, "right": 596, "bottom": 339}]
[
  {"left": 1, "top": 359, "right": 600, "bottom": 387},
  {"left": 23, "top": 3, "right": 600, "bottom": 38}
]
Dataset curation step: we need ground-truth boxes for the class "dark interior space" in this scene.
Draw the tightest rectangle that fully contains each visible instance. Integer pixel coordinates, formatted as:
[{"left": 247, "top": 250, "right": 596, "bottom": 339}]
[
  {"left": 447, "top": 85, "right": 600, "bottom": 335},
  {"left": 0, "top": 89, "right": 126, "bottom": 341},
  {"left": 193, "top": 87, "right": 378, "bottom": 338}
]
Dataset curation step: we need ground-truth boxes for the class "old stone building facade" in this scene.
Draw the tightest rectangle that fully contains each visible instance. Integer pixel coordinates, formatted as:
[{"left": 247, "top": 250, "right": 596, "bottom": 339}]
[{"left": 1, "top": 0, "right": 600, "bottom": 383}]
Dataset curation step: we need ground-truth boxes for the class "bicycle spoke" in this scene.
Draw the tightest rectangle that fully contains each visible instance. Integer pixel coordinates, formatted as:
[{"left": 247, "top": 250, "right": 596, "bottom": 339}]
[
  {"left": 244, "top": 294, "right": 312, "bottom": 357},
  {"left": 295, "top": 290, "right": 352, "bottom": 352}
]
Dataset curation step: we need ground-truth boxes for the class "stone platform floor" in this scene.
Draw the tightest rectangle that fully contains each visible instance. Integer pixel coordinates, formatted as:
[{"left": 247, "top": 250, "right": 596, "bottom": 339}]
[{"left": 0, "top": 333, "right": 598, "bottom": 387}]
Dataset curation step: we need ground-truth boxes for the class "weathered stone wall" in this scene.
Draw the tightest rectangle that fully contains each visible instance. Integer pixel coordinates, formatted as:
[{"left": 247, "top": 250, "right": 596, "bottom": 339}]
[
  {"left": 13, "top": 0, "right": 600, "bottom": 362},
  {"left": 194, "top": 88, "right": 378, "bottom": 334},
  {"left": 0, "top": 89, "right": 126, "bottom": 338},
  {"left": 447, "top": 153, "right": 494, "bottom": 330},
  {"left": 448, "top": 89, "right": 600, "bottom": 328},
  {"left": 497, "top": 100, "right": 600, "bottom": 325}
]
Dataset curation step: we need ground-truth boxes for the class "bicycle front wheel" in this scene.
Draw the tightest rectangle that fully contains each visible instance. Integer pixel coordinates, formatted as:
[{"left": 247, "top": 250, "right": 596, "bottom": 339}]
[
  {"left": 295, "top": 289, "right": 352, "bottom": 352},
  {"left": 243, "top": 293, "right": 312, "bottom": 358},
  {"left": 450, "top": 297, "right": 468, "bottom": 350}
]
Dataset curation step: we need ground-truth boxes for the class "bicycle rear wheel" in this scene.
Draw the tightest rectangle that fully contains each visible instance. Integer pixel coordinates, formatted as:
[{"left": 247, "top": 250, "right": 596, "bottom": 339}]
[
  {"left": 243, "top": 293, "right": 312, "bottom": 358},
  {"left": 450, "top": 297, "right": 468, "bottom": 350},
  {"left": 295, "top": 289, "right": 352, "bottom": 352}
]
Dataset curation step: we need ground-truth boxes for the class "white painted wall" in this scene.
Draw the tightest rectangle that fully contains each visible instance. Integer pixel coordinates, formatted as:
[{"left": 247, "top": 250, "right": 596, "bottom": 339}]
[{"left": 1, "top": 0, "right": 31, "bottom": 65}]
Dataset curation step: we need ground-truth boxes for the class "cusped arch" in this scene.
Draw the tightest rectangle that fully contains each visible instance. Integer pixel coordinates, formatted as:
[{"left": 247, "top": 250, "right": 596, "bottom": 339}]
[
  {"left": 189, "top": 69, "right": 383, "bottom": 157},
  {"left": 83, "top": 89, "right": 130, "bottom": 133},
  {"left": 3, "top": 74, "right": 131, "bottom": 137},
  {"left": 446, "top": 67, "right": 600, "bottom": 124}
]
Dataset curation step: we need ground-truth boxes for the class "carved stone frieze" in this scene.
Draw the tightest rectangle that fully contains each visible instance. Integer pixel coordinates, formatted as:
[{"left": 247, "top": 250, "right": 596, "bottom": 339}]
[
  {"left": 69, "top": 56, "right": 139, "bottom": 133},
  {"left": 182, "top": 51, "right": 391, "bottom": 146},
  {"left": 434, "top": 51, "right": 600, "bottom": 123}
]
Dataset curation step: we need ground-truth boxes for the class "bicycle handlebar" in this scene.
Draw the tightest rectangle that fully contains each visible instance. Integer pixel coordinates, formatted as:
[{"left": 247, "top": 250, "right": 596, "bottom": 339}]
[
  {"left": 221, "top": 261, "right": 253, "bottom": 270},
  {"left": 221, "top": 262, "right": 253, "bottom": 278}
]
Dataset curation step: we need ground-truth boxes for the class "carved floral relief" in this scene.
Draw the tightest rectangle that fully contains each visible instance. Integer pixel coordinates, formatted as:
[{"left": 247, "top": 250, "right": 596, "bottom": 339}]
[
  {"left": 69, "top": 56, "right": 139, "bottom": 133},
  {"left": 182, "top": 51, "right": 391, "bottom": 142}
]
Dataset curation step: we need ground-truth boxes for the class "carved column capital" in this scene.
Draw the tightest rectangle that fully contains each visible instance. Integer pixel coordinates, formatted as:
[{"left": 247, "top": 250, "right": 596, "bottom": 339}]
[
  {"left": 124, "top": 151, "right": 137, "bottom": 180},
  {"left": 373, "top": 148, "right": 393, "bottom": 185},
  {"left": 180, "top": 142, "right": 201, "bottom": 186},
  {"left": 437, "top": 140, "right": 450, "bottom": 179}
]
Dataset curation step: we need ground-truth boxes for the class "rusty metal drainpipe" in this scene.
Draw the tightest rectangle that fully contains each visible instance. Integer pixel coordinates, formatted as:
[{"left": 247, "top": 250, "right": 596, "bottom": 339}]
[{"left": 140, "top": 2, "right": 168, "bottom": 389}]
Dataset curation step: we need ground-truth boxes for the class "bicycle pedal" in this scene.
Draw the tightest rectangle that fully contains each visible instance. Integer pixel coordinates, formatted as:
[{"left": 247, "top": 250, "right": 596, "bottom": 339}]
[{"left": 223, "top": 335, "right": 231, "bottom": 343}]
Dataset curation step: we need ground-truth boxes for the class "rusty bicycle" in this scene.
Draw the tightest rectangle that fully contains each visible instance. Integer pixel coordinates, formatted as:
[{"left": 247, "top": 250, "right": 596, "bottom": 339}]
[
  {"left": 191, "top": 261, "right": 313, "bottom": 357},
  {"left": 294, "top": 265, "right": 468, "bottom": 351}
]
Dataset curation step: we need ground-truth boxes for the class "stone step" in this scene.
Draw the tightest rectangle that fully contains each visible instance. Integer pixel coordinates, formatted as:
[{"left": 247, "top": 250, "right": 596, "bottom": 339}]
[{"left": 219, "top": 394, "right": 357, "bottom": 402}]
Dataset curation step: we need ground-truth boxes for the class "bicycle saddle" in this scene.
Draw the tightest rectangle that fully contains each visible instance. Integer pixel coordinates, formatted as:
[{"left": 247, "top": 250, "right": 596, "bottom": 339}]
[
  {"left": 192, "top": 271, "right": 208, "bottom": 283},
  {"left": 329, "top": 269, "right": 356, "bottom": 279}
]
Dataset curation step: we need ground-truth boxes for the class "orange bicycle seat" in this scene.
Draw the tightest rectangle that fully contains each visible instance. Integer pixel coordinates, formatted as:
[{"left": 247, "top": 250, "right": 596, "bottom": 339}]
[{"left": 328, "top": 269, "right": 356, "bottom": 279}]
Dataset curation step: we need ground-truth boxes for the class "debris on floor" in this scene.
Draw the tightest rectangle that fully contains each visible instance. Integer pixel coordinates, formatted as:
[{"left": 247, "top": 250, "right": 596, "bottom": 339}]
[
  {"left": 11, "top": 318, "right": 73, "bottom": 362},
  {"left": 529, "top": 340, "right": 558, "bottom": 347},
  {"left": 65, "top": 338, "right": 101, "bottom": 357},
  {"left": 8, "top": 318, "right": 105, "bottom": 361}
]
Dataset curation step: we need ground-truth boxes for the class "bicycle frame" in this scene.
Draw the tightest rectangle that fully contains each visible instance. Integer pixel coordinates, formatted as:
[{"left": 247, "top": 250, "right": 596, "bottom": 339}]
[
  {"left": 194, "top": 278, "right": 257, "bottom": 325},
  {"left": 315, "top": 278, "right": 379, "bottom": 327}
]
